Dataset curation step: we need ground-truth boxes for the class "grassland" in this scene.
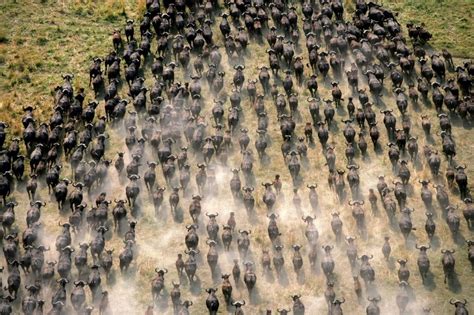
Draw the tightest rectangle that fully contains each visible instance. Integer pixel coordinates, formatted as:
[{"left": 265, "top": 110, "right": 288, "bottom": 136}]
[
  {"left": 0, "top": 0, "right": 473, "bottom": 314},
  {"left": 383, "top": 0, "right": 474, "bottom": 58},
  {"left": 0, "top": 1, "right": 472, "bottom": 127}
]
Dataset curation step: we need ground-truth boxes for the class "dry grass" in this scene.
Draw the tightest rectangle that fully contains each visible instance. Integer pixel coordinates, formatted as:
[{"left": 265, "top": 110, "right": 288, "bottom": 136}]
[{"left": 0, "top": 0, "right": 473, "bottom": 314}]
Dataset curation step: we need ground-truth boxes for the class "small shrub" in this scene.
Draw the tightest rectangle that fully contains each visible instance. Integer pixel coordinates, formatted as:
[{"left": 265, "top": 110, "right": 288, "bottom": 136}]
[
  {"left": 104, "top": 13, "right": 118, "bottom": 22},
  {"left": 74, "top": 7, "right": 86, "bottom": 16},
  {"left": 37, "top": 37, "right": 48, "bottom": 46},
  {"left": 19, "top": 74, "right": 31, "bottom": 83},
  {"left": 0, "top": 33, "right": 8, "bottom": 43}
]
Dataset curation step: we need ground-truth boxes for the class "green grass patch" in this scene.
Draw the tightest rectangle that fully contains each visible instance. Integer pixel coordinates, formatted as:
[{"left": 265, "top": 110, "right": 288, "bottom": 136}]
[{"left": 383, "top": 0, "right": 474, "bottom": 58}]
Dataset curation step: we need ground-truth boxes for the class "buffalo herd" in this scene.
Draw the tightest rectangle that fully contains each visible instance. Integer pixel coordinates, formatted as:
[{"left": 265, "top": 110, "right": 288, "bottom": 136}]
[{"left": 0, "top": 0, "right": 473, "bottom": 314}]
